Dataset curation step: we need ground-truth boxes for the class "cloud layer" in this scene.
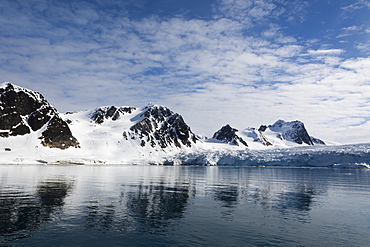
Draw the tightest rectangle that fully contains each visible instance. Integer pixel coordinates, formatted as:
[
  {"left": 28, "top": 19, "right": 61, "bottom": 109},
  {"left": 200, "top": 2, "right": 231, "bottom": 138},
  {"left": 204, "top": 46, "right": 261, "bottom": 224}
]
[{"left": 1, "top": 0, "right": 370, "bottom": 144}]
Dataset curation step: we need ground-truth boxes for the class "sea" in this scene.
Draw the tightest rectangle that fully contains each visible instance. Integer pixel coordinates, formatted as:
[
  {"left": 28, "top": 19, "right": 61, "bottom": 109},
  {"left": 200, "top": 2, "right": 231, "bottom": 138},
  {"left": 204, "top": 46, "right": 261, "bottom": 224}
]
[{"left": 0, "top": 165, "right": 369, "bottom": 246}]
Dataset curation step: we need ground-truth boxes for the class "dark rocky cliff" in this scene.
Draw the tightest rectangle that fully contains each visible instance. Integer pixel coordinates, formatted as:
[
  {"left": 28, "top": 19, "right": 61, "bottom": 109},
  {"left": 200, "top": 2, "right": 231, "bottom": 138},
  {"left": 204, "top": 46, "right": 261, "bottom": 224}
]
[
  {"left": 90, "top": 106, "right": 136, "bottom": 124},
  {"left": 212, "top": 124, "right": 248, "bottom": 147},
  {"left": 0, "top": 83, "right": 79, "bottom": 149},
  {"left": 129, "top": 105, "right": 198, "bottom": 149}
]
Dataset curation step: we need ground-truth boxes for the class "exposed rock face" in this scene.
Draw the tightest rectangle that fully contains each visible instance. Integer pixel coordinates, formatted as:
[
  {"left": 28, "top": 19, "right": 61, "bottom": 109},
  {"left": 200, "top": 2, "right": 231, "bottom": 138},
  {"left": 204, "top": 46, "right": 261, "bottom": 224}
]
[
  {"left": 248, "top": 127, "right": 272, "bottom": 146},
  {"left": 258, "top": 125, "right": 268, "bottom": 132},
  {"left": 90, "top": 106, "right": 136, "bottom": 124},
  {"left": 215, "top": 120, "right": 325, "bottom": 147},
  {"left": 88, "top": 104, "right": 198, "bottom": 149},
  {"left": 310, "top": 136, "right": 326, "bottom": 145},
  {"left": 213, "top": 124, "right": 248, "bottom": 147},
  {"left": 268, "top": 120, "right": 314, "bottom": 145},
  {"left": 0, "top": 83, "right": 79, "bottom": 149},
  {"left": 39, "top": 115, "right": 80, "bottom": 149},
  {"left": 258, "top": 120, "right": 325, "bottom": 146},
  {"left": 129, "top": 105, "right": 198, "bottom": 148}
]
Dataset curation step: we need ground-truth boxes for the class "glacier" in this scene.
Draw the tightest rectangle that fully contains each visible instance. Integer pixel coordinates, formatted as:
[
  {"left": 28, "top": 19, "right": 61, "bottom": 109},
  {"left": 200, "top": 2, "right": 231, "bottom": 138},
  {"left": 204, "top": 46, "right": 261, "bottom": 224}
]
[{"left": 163, "top": 143, "right": 370, "bottom": 168}]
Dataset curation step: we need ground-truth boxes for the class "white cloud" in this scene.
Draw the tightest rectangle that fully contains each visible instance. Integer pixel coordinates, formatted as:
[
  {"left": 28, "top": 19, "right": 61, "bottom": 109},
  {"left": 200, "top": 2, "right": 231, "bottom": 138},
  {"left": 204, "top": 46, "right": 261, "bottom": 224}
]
[
  {"left": 356, "top": 42, "right": 370, "bottom": 53},
  {"left": 336, "top": 25, "right": 367, "bottom": 38},
  {"left": 163, "top": 55, "right": 370, "bottom": 144},
  {"left": 1, "top": 0, "right": 370, "bottom": 144},
  {"left": 215, "top": 0, "right": 286, "bottom": 25},
  {"left": 342, "top": 0, "right": 370, "bottom": 11},
  {"left": 307, "top": 49, "right": 345, "bottom": 56},
  {"left": 215, "top": 0, "right": 310, "bottom": 25},
  {"left": 343, "top": 25, "right": 361, "bottom": 32}
]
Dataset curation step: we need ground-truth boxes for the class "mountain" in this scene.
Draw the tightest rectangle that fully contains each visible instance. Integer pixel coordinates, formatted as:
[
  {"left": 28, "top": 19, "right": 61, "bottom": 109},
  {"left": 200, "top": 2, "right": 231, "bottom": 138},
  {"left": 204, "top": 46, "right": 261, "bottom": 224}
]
[
  {"left": 129, "top": 105, "right": 199, "bottom": 148},
  {"left": 310, "top": 136, "right": 326, "bottom": 145},
  {"left": 212, "top": 120, "right": 325, "bottom": 148},
  {"left": 212, "top": 124, "right": 248, "bottom": 148},
  {"left": 266, "top": 120, "right": 314, "bottom": 145},
  {"left": 0, "top": 82, "right": 79, "bottom": 149},
  {"left": 84, "top": 104, "right": 199, "bottom": 149},
  {"left": 89, "top": 105, "right": 137, "bottom": 124},
  {"left": 1, "top": 82, "right": 329, "bottom": 165},
  {"left": 262, "top": 120, "right": 325, "bottom": 146},
  {"left": 59, "top": 104, "right": 201, "bottom": 164}
]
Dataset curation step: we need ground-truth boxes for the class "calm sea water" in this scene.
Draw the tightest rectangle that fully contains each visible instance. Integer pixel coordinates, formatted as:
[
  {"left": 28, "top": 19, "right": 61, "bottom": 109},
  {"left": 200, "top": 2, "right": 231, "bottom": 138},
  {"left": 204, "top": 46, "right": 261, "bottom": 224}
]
[{"left": 0, "top": 165, "right": 369, "bottom": 247}]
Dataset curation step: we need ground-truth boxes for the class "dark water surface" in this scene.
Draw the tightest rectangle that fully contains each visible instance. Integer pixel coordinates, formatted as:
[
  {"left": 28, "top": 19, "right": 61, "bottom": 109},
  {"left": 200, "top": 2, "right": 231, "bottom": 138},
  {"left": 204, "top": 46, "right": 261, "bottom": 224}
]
[{"left": 0, "top": 165, "right": 369, "bottom": 246}]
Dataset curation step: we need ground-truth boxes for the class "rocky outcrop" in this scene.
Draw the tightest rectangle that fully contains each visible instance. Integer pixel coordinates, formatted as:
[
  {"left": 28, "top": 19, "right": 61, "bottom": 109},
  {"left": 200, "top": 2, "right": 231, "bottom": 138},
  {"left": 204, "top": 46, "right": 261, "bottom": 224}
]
[
  {"left": 310, "top": 136, "right": 326, "bottom": 145},
  {"left": 255, "top": 120, "right": 325, "bottom": 146},
  {"left": 214, "top": 120, "right": 325, "bottom": 148},
  {"left": 39, "top": 115, "right": 80, "bottom": 149},
  {"left": 90, "top": 106, "right": 136, "bottom": 124},
  {"left": 0, "top": 82, "right": 79, "bottom": 149},
  {"left": 268, "top": 120, "right": 314, "bottom": 145},
  {"left": 129, "top": 105, "right": 199, "bottom": 148},
  {"left": 212, "top": 124, "right": 248, "bottom": 147},
  {"left": 87, "top": 104, "right": 199, "bottom": 149},
  {"left": 246, "top": 127, "right": 272, "bottom": 146}
]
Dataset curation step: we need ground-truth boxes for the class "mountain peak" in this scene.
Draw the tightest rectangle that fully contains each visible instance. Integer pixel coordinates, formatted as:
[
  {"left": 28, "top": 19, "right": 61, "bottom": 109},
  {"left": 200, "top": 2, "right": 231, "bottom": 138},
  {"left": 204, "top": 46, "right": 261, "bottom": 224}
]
[
  {"left": 212, "top": 124, "right": 248, "bottom": 147},
  {"left": 0, "top": 82, "right": 79, "bottom": 149},
  {"left": 0, "top": 82, "right": 12, "bottom": 90},
  {"left": 130, "top": 105, "right": 198, "bottom": 148},
  {"left": 0, "top": 82, "right": 17, "bottom": 90},
  {"left": 214, "top": 119, "right": 325, "bottom": 148},
  {"left": 268, "top": 119, "right": 313, "bottom": 145}
]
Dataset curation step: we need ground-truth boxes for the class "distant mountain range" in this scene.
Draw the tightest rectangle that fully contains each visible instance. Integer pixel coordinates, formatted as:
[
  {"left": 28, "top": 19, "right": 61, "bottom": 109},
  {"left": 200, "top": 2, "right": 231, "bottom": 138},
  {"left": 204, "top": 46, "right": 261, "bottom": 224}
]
[
  {"left": 213, "top": 120, "right": 325, "bottom": 148},
  {"left": 0, "top": 82, "right": 326, "bottom": 164}
]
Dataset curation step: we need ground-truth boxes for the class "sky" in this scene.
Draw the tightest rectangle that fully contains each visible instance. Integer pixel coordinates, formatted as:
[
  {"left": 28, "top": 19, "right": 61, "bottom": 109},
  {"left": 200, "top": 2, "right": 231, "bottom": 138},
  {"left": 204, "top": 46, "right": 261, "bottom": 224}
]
[{"left": 1, "top": 0, "right": 370, "bottom": 144}]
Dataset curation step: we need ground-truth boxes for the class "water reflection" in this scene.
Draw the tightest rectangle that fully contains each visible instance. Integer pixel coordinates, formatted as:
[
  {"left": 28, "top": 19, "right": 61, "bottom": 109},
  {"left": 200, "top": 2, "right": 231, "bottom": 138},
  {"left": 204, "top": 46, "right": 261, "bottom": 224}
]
[
  {"left": 0, "top": 177, "right": 74, "bottom": 240},
  {"left": 211, "top": 184, "right": 238, "bottom": 220},
  {"left": 1, "top": 166, "right": 369, "bottom": 246},
  {"left": 126, "top": 183, "right": 190, "bottom": 234},
  {"left": 276, "top": 186, "right": 315, "bottom": 212},
  {"left": 0, "top": 167, "right": 324, "bottom": 236},
  {"left": 82, "top": 180, "right": 192, "bottom": 235},
  {"left": 214, "top": 185, "right": 239, "bottom": 208},
  {"left": 84, "top": 201, "right": 116, "bottom": 232}
]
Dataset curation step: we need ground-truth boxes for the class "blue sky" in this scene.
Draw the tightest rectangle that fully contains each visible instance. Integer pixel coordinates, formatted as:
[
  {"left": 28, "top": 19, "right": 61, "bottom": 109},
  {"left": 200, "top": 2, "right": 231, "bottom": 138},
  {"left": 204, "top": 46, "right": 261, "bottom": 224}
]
[{"left": 1, "top": 0, "right": 370, "bottom": 144}]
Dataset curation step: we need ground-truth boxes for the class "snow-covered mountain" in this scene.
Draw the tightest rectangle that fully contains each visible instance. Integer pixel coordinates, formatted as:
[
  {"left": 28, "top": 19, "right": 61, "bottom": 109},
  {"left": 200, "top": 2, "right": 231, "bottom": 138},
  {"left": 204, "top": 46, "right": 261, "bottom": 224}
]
[
  {"left": 0, "top": 82, "right": 206, "bottom": 164},
  {"left": 60, "top": 104, "right": 201, "bottom": 164},
  {"left": 212, "top": 124, "right": 248, "bottom": 148},
  {"left": 212, "top": 120, "right": 325, "bottom": 149},
  {"left": 0, "top": 82, "right": 79, "bottom": 149},
  {"left": 0, "top": 82, "right": 340, "bottom": 166}
]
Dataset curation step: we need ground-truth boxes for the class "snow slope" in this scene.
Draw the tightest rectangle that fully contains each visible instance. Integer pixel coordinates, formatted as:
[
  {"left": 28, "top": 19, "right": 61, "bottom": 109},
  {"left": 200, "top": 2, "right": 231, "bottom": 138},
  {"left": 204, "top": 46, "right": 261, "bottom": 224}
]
[
  {"left": 211, "top": 120, "right": 326, "bottom": 149},
  {"left": 1, "top": 82, "right": 369, "bottom": 168},
  {"left": 0, "top": 100, "right": 209, "bottom": 164},
  {"left": 60, "top": 105, "right": 207, "bottom": 164}
]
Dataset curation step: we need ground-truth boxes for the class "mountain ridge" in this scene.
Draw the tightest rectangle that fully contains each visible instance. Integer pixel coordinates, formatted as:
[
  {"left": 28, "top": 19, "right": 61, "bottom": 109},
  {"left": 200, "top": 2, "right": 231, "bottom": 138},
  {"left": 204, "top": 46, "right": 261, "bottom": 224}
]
[
  {"left": 0, "top": 82, "right": 327, "bottom": 164},
  {"left": 212, "top": 119, "right": 325, "bottom": 148}
]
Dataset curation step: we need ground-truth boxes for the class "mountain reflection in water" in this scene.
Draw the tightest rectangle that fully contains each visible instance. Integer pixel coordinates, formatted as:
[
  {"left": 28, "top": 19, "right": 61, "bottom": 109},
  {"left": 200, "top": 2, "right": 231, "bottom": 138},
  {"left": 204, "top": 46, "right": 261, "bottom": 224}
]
[
  {"left": 0, "top": 165, "right": 369, "bottom": 246},
  {"left": 83, "top": 183, "right": 191, "bottom": 234},
  {"left": 0, "top": 177, "right": 73, "bottom": 239}
]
